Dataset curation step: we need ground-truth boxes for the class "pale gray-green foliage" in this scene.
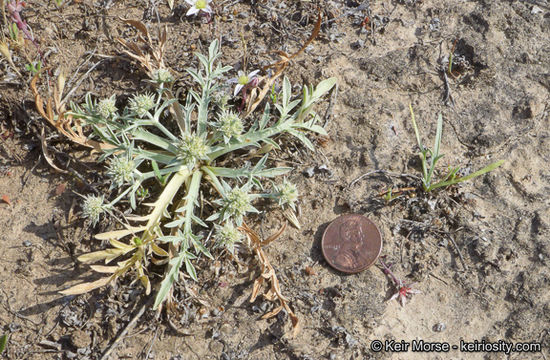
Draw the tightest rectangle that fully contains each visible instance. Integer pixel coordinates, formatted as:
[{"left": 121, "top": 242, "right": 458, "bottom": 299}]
[{"left": 70, "top": 40, "right": 336, "bottom": 309}]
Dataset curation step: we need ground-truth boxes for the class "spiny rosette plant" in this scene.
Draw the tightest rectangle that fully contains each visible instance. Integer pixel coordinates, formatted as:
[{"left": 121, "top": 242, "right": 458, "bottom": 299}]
[{"left": 61, "top": 40, "right": 336, "bottom": 310}]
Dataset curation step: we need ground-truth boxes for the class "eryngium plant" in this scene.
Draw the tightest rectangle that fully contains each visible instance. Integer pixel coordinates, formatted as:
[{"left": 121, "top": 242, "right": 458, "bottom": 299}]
[{"left": 61, "top": 40, "right": 336, "bottom": 310}]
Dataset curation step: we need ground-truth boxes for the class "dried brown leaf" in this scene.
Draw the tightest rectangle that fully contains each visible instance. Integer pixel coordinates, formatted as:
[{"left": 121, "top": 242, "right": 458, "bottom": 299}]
[
  {"left": 261, "top": 306, "right": 283, "bottom": 319},
  {"left": 262, "top": 222, "right": 287, "bottom": 246},
  {"left": 89, "top": 265, "right": 118, "bottom": 273},
  {"left": 59, "top": 276, "right": 113, "bottom": 295},
  {"left": 120, "top": 18, "right": 149, "bottom": 38}
]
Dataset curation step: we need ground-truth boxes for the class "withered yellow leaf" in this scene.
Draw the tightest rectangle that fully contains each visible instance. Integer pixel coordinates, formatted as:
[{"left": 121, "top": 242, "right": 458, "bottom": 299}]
[
  {"left": 89, "top": 265, "right": 118, "bottom": 273},
  {"left": 78, "top": 248, "right": 125, "bottom": 263},
  {"left": 59, "top": 276, "right": 112, "bottom": 295},
  {"left": 261, "top": 306, "right": 283, "bottom": 319},
  {"left": 95, "top": 226, "right": 146, "bottom": 241}
]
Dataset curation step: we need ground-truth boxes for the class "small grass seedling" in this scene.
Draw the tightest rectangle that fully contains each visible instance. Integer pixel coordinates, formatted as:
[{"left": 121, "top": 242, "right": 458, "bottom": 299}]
[{"left": 409, "top": 104, "right": 504, "bottom": 192}]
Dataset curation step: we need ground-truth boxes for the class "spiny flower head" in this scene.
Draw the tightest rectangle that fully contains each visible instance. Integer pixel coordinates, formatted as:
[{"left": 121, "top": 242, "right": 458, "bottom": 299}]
[
  {"left": 107, "top": 156, "right": 135, "bottom": 187},
  {"left": 82, "top": 194, "right": 106, "bottom": 226},
  {"left": 216, "top": 222, "right": 243, "bottom": 254},
  {"left": 129, "top": 93, "right": 155, "bottom": 118},
  {"left": 96, "top": 96, "right": 117, "bottom": 119},
  {"left": 152, "top": 68, "right": 174, "bottom": 83},
  {"left": 275, "top": 179, "right": 299, "bottom": 210},
  {"left": 218, "top": 111, "right": 243, "bottom": 142},
  {"left": 219, "top": 186, "right": 256, "bottom": 226},
  {"left": 177, "top": 133, "right": 209, "bottom": 167}
]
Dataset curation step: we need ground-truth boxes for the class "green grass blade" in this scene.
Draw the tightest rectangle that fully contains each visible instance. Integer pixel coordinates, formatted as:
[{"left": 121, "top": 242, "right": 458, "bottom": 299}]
[
  {"left": 433, "top": 114, "right": 443, "bottom": 160},
  {"left": 426, "top": 114, "right": 443, "bottom": 186},
  {"left": 0, "top": 333, "right": 7, "bottom": 353},
  {"left": 409, "top": 104, "right": 424, "bottom": 151},
  {"left": 429, "top": 160, "right": 504, "bottom": 191}
]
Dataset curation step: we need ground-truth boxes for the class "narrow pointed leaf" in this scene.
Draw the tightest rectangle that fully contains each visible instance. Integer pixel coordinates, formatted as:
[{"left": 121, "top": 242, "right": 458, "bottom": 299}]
[{"left": 59, "top": 276, "right": 113, "bottom": 295}]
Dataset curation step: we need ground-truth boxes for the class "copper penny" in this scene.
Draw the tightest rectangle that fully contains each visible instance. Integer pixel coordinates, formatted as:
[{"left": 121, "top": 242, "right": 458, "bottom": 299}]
[{"left": 321, "top": 214, "right": 382, "bottom": 274}]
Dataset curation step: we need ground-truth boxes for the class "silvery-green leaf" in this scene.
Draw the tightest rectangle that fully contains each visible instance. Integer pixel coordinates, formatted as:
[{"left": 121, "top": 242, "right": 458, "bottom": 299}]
[
  {"left": 206, "top": 212, "right": 220, "bottom": 222},
  {"left": 282, "top": 76, "right": 291, "bottom": 107},
  {"left": 191, "top": 214, "right": 208, "bottom": 228},
  {"left": 312, "top": 77, "right": 337, "bottom": 100},
  {"left": 132, "top": 129, "right": 179, "bottom": 154},
  {"left": 153, "top": 255, "right": 183, "bottom": 309},
  {"left": 195, "top": 53, "right": 209, "bottom": 71},
  {"left": 260, "top": 103, "right": 270, "bottom": 129},
  {"left": 164, "top": 219, "right": 184, "bottom": 228},
  {"left": 157, "top": 235, "right": 182, "bottom": 243},
  {"left": 256, "top": 167, "right": 293, "bottom": 178},
  {"left": 288, "top": 129, "right": 315, "bottom": 151},
  {"left": 185, "top": 257, "right": 198, "bottom": 281}
]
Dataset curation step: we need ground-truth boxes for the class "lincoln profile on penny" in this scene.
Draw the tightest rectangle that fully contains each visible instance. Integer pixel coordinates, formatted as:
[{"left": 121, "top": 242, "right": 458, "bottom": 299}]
[
  {"left": 322, "top": 214, "right": 382, "bottom": 274},
  {"left": 332, "top": 218, "right": 369, "bottom": 271}
]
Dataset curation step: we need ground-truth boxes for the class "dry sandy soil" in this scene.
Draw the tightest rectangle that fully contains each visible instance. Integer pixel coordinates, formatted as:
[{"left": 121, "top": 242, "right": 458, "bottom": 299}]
[{"left": 1, "top": 0, "right": 549, "bottom": 359}]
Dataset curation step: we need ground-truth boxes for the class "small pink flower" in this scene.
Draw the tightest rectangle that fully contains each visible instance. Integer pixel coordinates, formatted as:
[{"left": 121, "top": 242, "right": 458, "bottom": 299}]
[
  {"left": 185, "top": 0, "right": 212, "bottom": 16},
  {"left": 229, "top": 70, "right": 260, "bottom": 96},
  {"left": 379, "top": 258, "right": 421, "bottom": 306},
  {"left": 389, "top": 281, "right": 421, "bottom": 306}
]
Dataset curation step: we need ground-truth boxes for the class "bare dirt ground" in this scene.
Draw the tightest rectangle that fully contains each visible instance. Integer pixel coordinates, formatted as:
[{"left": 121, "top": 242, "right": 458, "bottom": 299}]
[{"left": 1, "top": 0, "right": 549, "bottom": 359}]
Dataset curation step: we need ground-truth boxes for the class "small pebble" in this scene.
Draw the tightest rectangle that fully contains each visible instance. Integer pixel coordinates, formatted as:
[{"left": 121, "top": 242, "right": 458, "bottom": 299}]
[
  {"left": 304, "top": 167, "right": 315, "bottom": 178},
  {"left": 23, "top": 240, "right": 32, "bottom": 247},
  {"left": 433, "top": 322, "right": 446, "bottom": 332},
  {"left": 351, "top": 40, "right": 365, "bottom": 49},
  {"left": 531, "top": 5, "right": 543, "bottom": 14}
]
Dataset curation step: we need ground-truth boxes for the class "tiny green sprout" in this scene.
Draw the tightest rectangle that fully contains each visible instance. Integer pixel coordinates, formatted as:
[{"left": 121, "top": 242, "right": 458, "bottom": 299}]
[
  {"left": 82, "top": 195, "right": 106, "bottom": 225},
  {"left": 8, "top": 23, "right": 19, "bottom": 42},
  {"left": 129, "top": 93, "right": 156, "bottom": 117},
  {"left": 409, "top": 104, "right": 504, "bottom": 192},
  {"left": 270, "top": 83, "right": 278, "bottom": 103},
  {"left": 136, "top": 186, "right": 149, "bottom": 200},
  {"left": 275, "top": 179, "right": 299, "bottom": 210},
  {"left": 133, "top": 237, "right": 143, "bottom": 246},
  {"left": 107, "top": 156, "right": 135, "bottom": 187},
  {"left": 382, "top": 188, "right": 399, "bottom": 203},
  {"left": 25, "top": 60, "right": 42, "bottom": 75},
  {"left": 152, "top": 68, "right": 173, "bottom": 83},
  {"left": 215, "top": 222, "right": 243, "bottom": 254},
  {"left": 177, "top": 133, "right": 209, "bottom": 168},
  {"left": 217, "top": 111, "right": 243, "bottom": 143},
  {"left": 96, "top": 96, "right": 117, "bottom": 119}
]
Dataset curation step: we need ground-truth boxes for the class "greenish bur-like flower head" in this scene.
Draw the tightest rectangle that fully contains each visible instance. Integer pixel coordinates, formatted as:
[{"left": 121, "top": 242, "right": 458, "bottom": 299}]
[
  {"left": 82, "top": 195, "right": 106, "bottom": 225},
  {"left": 129, "top": 93, "right": 156, "bottom": 118},
  {"left": 276, "top": 179, "right": 299, "bottom": 210},
  {"left": 215, "top": 222, "right": 243, "bottom": 254},
  {"left": 107, "top": 156, "right": 135, "bottom": 187},
  {"left": 152, "top": 68, "right": 174, "bottom": 83},
  {"left": 177, "top": 133, "right": 209, "bottom": 168},
  {"left": 218, "top": 110, "right": 243, "bottom": 143},
  {"left": 217, "top": 185, "right": 257, "bottom": 226},
  {"left": 96, "top": 96, "right": 117, "bottom": 119}
]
